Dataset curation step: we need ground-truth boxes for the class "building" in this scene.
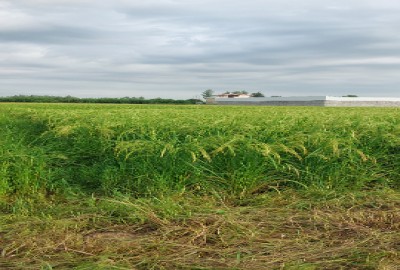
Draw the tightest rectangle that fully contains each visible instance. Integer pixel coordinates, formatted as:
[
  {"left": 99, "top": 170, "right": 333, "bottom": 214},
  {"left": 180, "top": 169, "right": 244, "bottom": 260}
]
[
  {"left": 206, "top": 96, "right": 400, "bottom": 107},
  {"left": 215, "top": 93, "right": 251, "bottom": 98}
]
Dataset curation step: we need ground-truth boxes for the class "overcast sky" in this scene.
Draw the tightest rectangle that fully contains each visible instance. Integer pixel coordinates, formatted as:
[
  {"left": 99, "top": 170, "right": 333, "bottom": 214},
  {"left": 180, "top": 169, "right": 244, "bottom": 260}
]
[{"left": 1, "top": 0, "right": 400, "bottom": 98}]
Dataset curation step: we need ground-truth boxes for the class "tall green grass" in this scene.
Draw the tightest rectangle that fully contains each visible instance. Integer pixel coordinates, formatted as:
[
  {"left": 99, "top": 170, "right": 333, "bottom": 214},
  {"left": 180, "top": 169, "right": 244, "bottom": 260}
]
[{"left": 1, "top": 104, "right": 399, "bottom": 208}]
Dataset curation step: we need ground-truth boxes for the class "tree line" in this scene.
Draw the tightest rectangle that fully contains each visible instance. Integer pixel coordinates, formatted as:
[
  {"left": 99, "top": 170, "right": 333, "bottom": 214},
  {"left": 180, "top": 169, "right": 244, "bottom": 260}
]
[{"left": 0, "top": 95, "right": 203, "bottom": 104}]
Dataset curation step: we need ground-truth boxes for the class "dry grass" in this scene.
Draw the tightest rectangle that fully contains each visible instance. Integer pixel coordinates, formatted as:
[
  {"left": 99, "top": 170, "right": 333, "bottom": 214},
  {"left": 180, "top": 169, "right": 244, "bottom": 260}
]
[{"left": 1, "top": 190, "right": 399, "bottom": 270}]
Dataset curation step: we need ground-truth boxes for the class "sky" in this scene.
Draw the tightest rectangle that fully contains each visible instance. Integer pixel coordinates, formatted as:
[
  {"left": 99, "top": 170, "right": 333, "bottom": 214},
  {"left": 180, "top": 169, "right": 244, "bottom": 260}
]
[{"left": 0, "top": 0, "right": 400, "bottom": 99}]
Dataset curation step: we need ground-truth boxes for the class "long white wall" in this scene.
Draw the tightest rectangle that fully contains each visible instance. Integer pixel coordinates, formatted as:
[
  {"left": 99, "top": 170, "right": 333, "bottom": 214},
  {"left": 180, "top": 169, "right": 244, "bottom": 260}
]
[
  {"left": 213, "top": 96, "right": 400, "bottom": 102},
  {"left": 207, "top": 96, "right": 400, "bottom": 107},
  {"left": 325, "top": 96, "right": 400, "bottom": 102}
]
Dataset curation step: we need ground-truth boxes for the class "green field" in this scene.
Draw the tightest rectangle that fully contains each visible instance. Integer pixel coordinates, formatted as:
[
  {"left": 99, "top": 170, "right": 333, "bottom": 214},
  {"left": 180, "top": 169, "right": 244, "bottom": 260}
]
[{"left": 1, "top": 104, "right": 399, "bottom": 269}]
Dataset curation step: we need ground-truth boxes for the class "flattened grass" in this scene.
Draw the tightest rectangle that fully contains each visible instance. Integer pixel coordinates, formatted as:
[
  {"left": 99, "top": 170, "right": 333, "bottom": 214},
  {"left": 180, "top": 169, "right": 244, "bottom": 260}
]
[{"left": 1, "top": 189, "right": 399, "bottom": 269}]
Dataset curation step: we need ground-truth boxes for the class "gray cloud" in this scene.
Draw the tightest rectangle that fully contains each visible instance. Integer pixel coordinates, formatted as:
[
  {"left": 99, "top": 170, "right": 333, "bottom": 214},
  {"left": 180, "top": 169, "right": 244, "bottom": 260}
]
[
  {"left": 0, "top": 26, "right": 101, "bottom": 44},
  {"left": 0, "top": 0, "right": 400, "bottom": 98}
]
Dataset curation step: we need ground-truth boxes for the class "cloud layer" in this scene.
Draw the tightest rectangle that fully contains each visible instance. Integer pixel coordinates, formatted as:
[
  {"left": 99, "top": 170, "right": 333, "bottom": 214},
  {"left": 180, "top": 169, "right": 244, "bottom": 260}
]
[{"left": 1, "top": 0, "right": 400, "bottom": 98}]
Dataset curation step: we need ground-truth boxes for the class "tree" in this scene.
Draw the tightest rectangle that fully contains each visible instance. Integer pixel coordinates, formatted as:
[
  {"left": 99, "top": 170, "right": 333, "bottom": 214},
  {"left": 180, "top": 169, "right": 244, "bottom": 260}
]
[
  {"left": 251, "top": 92, "right": 265, "bottom": 97},
  {"left": 202, "top": 89, "right": 214, "bottom": 99},
  {"left": 233, "top": 90, "right": 249, "bottom": 95}
]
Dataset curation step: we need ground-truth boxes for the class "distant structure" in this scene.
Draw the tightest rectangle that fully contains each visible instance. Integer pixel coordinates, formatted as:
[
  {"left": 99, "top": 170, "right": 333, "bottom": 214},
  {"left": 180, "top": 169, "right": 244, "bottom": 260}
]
[
  {"left": 215, "top": 92, "right": 251, "bottom": 98},
  {"left": 206, "top": 96, "right": 400, "bottom": 107}
]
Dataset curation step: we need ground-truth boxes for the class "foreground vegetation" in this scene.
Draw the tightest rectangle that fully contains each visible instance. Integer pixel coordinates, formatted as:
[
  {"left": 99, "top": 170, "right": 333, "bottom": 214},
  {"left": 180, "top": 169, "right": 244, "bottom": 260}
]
[{"left": 0, "top": 103, "right": 399, "bottom": 269}]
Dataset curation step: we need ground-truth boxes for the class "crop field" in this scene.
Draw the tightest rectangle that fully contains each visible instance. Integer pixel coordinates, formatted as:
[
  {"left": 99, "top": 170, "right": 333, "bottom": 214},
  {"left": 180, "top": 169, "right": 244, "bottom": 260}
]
[{"left": 0, "top": 103, "right": 399, "bottom": 269}]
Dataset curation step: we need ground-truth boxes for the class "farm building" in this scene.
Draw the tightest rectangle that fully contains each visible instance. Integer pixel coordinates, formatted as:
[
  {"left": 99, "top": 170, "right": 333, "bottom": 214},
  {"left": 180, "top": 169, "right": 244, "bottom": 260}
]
[
  {"left": 206, "top": 96, "right": 400, "bottom": 107},
  {"left": 215, "top": 93, "right": 252, "bottom": 98}
]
